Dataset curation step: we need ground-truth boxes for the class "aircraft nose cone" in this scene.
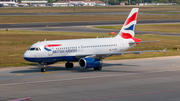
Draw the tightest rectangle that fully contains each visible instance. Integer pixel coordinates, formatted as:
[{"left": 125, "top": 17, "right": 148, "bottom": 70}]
[
  {"left": 23, "top": 51, "right": 28, "bottom": 58},
  {"left": 23, "top": 51, "right": 32, "bottom": 62},
  {"left": 23, "top": 51, "right": 38, "bottom": 62}
]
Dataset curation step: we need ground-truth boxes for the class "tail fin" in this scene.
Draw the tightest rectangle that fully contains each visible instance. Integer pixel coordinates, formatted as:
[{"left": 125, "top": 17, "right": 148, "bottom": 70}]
[{"left": 115, "top": 8, "right": 139, "bottom": 39}]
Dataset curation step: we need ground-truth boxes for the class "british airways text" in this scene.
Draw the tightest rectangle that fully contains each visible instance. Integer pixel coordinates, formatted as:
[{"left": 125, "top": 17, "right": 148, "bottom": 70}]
[{"left": 53, "top": 49, "right": 77, "bottom": 54}]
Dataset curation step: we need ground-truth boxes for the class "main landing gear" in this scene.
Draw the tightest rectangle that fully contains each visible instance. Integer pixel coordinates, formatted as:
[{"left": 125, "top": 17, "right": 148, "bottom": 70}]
[
  {"left": 65, "top": 62, "right": 74, "bottom": 68},
  {"left": 93, "top": 66, "right": 102, "bottom": 70},
  {"left": 41, "top": 65, "right": 46, "bottom": 72},
  {"left": 40, "top": 62, "right": 102, "bottom": 72}
]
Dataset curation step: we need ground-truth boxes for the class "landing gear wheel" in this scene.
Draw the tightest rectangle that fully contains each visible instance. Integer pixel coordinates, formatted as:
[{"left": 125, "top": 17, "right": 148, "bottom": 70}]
[
  {"left": 65, "top": 62, "right": 74, "bottom": 68},
  {"left": 94, "top": 66, "right": 102, "bottom": 71},
  {"left": 41, "top": 68, "right": 46, "bottom": 72},
  {"left": 69, "top": 63, "right": 73, "bottom": 68},
  {"left": 94, "top": 68, "right": 98, "bottom": 70}
]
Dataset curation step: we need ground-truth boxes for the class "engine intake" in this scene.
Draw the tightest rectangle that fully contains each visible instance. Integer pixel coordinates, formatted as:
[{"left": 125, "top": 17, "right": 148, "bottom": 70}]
[{"left": 79, "top": 58, "right": 103, "bottom": 69}]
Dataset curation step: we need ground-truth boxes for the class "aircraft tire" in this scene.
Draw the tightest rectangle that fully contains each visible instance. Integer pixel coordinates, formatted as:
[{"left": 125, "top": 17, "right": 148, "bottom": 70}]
[
  {"left": 97, "top": 66, "right": 102, "bottom": 70},
  {"left": 94, "top": 66, "right": 102, "bottom": 70},
  {"left": 69, "top": 63, "right": 74, "bottom": 68},
  {"left": 65, "top": 62, "right": 74, "bottom": 68},
  {"left": 41, "top": 68, "right": 46, "bottom": 72}
]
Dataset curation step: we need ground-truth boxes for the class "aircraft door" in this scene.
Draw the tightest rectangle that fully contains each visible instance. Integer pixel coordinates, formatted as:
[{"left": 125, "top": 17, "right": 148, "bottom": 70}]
[
  {"left": 48, "top": 47, "right": 53, "bottom": 55},
  {"left": 77, "top": 46, "right": 80, "bottom": 52},
  {"left": 80, "top": 45, "right": 84, "bottom": 53}
]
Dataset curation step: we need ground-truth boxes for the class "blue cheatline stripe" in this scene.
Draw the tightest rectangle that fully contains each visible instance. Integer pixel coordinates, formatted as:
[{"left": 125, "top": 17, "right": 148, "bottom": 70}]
[
  {"left": 124, "top": 24, "right": 135, "bottom": 31},
  {"left": 24, "top": 56, "right": 79, "bottom": 64}
]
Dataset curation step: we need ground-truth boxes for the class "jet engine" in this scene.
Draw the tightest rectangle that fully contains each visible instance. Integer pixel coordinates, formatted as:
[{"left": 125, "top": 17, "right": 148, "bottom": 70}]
[{"left": 79, "top": 58, "right": 103, "bottom": 69}]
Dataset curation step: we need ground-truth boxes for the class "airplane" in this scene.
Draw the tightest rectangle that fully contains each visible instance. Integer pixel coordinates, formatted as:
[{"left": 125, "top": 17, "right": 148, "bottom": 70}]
[
  {"left": 69, "top": 1, "right": 85, "bottom": 6},
  {"left": 0, "top": 2, "right": 18, "bottom": 7},
  {"left": 0, "top": 3, "right": 9, "bottom": 7},
  {"left": 23, "top": 8, "right": 166, "bottom": 72}
]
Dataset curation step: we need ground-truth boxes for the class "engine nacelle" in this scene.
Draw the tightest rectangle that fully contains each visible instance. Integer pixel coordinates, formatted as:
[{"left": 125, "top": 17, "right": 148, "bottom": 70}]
[{"left": 79, "top": 58, "right": 103, "bottom": 69}]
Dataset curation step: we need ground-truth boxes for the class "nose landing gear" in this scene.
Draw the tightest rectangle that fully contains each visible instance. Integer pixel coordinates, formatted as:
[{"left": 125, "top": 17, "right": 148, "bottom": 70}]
[{"left": 41, "top": 65, "right": 46, "bottom": 72}]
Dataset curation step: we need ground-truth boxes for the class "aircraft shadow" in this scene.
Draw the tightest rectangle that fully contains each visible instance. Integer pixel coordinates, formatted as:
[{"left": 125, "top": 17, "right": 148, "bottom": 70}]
[
  {"left": 102, "top": 63, "right": 138, "bottom": 67},
  {"left": 10, "top": 63, "right": 139, "bottom": 73}
]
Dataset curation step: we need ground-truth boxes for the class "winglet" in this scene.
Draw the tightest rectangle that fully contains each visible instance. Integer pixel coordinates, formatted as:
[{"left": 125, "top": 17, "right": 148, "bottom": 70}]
[{"left": 163, "top": 48, "right": 167, "bottom": 54}]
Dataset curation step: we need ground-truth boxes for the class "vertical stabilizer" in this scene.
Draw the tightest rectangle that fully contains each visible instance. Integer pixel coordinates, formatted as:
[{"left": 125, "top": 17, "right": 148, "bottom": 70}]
[{"left": 115, "top": 8, "right": 139, "bottom": 39}]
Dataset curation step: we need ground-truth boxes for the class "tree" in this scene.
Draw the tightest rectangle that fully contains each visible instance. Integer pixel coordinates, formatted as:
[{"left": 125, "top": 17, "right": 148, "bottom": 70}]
[
  {"left": 108, "top": 0, "right": 115, "bottom": 5},
  {"left": 48, "top": 0, "right": 55, "bottom": 3},
  {"left": 131, "top": 1, "right": 136, "bottom": 4},
  {"left": 156, "top": 0, "right": 162, "bottom": 3},
  {"left": 108, "top": 0, "right": 120, "bottom": 5},
  {"left": 172, "top": 0, "right": 179, "bottom": 3},
  {"left": 100, "top": 0, "right": 105, "bottom": 3},
  {"left": 134, "top": 0, "right": 141, "bottom": 3},
  {"left": 19, "top": 0, "right": 22, "bottom": 3},
  {"left": 162, "top": 0, "right": 169, "bottom": 3}
]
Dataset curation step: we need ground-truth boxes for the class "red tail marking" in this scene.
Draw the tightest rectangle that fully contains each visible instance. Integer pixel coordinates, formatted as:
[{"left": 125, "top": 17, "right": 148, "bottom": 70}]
[
  {"left": 121, "top": 32, "right": 133, "bottom": 39},
  {"left": 125, "top": 12, "right": 138, "bottom": 26},
  {"left": 132, "top": 38, "right": 141, "bottom": 45},
  {"left": 132, "top": 38, "right": 141, "bottom": 42}
]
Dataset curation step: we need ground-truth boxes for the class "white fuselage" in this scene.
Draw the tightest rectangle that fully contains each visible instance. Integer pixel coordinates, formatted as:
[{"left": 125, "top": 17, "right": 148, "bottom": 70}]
[{"left": 23, "top": 37, "right": 134, "bottom": 64}]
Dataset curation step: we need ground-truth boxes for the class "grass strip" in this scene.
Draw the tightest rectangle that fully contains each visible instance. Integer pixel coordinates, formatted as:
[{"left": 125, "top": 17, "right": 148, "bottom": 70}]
[
  {"left": 0, "top": 15, "right": 180, "bottom": 24},
  {"left": 95, "top": 24, "right": 180, "bottom": 34},
  {"left": 145, "top": 12, "right": 180, "bottom": 14}
]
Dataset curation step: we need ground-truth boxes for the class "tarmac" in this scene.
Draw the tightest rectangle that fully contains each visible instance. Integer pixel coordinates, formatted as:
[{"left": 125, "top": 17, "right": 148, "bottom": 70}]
[{"left": 1, "top": 56, "right": 180, "bottom": 101}]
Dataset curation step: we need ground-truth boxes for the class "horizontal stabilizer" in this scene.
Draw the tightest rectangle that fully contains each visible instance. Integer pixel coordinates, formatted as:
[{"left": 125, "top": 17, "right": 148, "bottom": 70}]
[{"left": 130, "top": 40, "right": 160, "bottom": 44}]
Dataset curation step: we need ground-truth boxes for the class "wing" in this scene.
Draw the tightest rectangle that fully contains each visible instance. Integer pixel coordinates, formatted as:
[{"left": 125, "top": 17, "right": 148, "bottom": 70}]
[{"left": 75, "top": 48, "right": 166, "bottom": 60}]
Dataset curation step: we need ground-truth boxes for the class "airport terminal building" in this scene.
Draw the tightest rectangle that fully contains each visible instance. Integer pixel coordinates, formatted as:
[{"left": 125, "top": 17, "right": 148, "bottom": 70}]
[{"left": 0, "top": 0, "right": 105, "bottom": 7}]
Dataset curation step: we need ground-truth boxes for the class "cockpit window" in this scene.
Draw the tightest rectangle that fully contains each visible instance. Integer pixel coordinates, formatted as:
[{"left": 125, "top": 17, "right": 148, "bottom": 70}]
[
  {"left": 30, "top": 48, "right": 35, "bottom": 50},
  {"left": 28, "top": 47, "right": 41, "bottom": 51}
]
